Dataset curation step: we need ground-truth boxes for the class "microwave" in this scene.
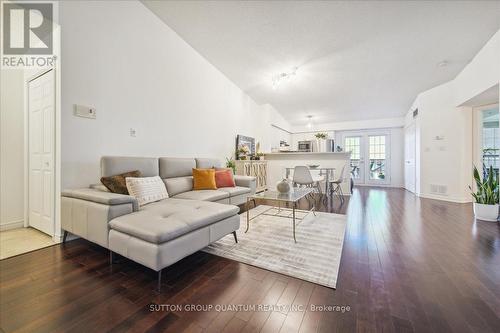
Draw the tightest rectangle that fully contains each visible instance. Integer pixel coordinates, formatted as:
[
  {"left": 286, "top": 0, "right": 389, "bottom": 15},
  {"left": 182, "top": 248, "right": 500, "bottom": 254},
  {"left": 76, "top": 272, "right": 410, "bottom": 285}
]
[{"left": 298, "top": 140, "right": 313, "bottom": 152}]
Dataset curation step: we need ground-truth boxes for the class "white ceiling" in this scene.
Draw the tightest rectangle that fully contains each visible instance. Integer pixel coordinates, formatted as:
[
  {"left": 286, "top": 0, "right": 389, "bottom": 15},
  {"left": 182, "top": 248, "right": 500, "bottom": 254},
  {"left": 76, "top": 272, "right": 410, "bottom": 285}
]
[{"left": 142, "top": 1, "right": 500, "bottom": 125}]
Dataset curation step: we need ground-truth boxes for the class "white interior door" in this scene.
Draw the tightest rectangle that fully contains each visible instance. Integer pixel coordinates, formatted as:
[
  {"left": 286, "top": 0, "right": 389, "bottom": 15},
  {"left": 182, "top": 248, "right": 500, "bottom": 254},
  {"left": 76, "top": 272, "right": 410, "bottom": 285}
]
[
  {"left": 28, "top": 70, "right": 55, "bottom": 236},
  {"left": 404, "top": 123, "right": 416, "bottom": 193}
]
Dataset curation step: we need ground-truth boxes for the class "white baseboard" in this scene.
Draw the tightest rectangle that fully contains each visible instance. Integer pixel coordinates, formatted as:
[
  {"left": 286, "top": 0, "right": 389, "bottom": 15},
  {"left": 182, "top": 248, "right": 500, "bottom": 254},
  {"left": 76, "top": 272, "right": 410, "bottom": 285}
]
[
  {"left": 355, "top": 184, "right": 404, "bottom": 188},
  {"left": 418, "top": 193, "right": 472, "bottom": 204},
  {"left": 0, "top": 220, "right": 25, "bottom": 231}
]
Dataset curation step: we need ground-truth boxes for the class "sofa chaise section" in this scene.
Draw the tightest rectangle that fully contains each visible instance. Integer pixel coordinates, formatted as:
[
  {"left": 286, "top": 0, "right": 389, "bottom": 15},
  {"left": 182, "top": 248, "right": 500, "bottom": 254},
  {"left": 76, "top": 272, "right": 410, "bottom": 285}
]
[{"left": 108, "top": 199, "right": 239, "bottom": 272}]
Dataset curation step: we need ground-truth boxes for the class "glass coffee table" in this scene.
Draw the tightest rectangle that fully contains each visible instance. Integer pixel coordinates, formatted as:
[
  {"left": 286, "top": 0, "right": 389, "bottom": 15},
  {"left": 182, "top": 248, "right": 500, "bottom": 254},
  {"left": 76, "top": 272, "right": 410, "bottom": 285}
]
[{"left": 245, "top": 188, "right": 316, "bottom": 243}]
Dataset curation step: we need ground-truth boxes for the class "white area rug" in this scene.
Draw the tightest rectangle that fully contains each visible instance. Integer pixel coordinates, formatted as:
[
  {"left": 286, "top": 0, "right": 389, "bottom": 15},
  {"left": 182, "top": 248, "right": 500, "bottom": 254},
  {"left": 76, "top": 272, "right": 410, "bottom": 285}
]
[{"left": 203, "top": 205, "right": 347, "bottom": 288}]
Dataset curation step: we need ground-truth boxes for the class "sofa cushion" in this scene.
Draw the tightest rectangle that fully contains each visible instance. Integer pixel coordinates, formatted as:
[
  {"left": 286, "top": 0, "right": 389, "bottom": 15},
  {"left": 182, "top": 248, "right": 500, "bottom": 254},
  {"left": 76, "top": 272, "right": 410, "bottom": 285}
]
[
  {"left": 215, "top": 169, "right": 236, "bottom": 188},
  {"left": 101, "top": 170, "right": 141, "bottom": 195},
  {"left": 108, "top": 198, "right": 239, "bottom": 243},
  {"left": 196, "top": 158, "right": 221, "bottom": 169},
  {"left": 126, "top": 176, "right": 169, "bottom": 206},
  {"left": 218, "top": 186, "right": 251, "bottom": 197},
  {"left": 173, "top": 190, "right": 229, "bottom": 202},
  {"left": 101, "top": 156, "right": 159, "bottom": 178},
  {"left": 192, "top": 168, "right": 217, "bottom": 190},
  {"left": 159, "top": 157, "right": 196, "bottom": 178},
  {"left": 163, "top": 176, "right": 193, "bottom": 196}
]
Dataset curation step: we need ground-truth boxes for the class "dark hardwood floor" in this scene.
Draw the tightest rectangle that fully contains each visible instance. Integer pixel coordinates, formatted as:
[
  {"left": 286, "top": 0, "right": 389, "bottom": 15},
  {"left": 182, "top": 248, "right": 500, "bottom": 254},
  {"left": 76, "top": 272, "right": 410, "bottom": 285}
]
[{"left": 1, "top": 187, "right": 499, "bottom": 333}]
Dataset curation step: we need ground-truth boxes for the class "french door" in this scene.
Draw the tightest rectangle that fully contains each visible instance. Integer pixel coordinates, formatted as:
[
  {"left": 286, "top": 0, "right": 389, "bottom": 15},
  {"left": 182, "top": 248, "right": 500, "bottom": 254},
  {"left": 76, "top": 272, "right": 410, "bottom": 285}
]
[{"left": 343, "top": 132, "right": 390, "bottom": 185}]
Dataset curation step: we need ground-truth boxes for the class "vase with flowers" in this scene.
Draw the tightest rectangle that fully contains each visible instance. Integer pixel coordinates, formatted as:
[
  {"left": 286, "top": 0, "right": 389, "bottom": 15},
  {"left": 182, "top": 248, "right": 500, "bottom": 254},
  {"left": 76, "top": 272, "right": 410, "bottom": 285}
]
[
  {"left": 314, "top": 132, "right": 328, "bottom": 152},
  {"left": 237, "top": 145, "right": 250, "bottom": 160}
]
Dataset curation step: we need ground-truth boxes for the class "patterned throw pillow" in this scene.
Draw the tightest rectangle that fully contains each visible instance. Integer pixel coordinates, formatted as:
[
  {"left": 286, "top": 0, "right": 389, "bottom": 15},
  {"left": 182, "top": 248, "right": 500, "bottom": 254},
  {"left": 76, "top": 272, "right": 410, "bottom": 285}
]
[
  {"left": 100, "top": 170, "right": 141, "bottom": 194},
  {"left": 125, "top": 176, "right": 169, "bottom": 206}
]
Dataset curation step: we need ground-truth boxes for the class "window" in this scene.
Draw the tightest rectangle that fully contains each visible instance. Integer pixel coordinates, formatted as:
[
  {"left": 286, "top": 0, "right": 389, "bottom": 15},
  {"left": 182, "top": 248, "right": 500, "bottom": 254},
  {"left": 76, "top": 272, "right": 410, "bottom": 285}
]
[
  {"left": 345, "top": 137, "right": 360, "bottom": 159},
  {"left": 369, "top": 135, "right": 386, "bottom": 160}
]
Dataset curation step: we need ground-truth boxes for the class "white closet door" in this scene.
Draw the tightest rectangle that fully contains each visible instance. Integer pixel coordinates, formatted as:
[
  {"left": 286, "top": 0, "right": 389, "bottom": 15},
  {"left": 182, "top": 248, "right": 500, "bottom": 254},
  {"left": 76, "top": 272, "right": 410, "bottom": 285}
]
[
  {"left": 29, "top": 70, "right": 55, "bottom": 236},
  {"left": 404, "top": 123, "right": 416, "bottom": 193}
]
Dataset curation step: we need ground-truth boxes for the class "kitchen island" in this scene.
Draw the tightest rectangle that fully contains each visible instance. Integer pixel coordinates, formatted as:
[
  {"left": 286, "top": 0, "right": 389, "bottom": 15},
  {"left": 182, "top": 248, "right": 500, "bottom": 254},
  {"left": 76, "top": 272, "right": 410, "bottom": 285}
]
[{"left": 264, "top": 152, "right": 351, "bottom": 195}]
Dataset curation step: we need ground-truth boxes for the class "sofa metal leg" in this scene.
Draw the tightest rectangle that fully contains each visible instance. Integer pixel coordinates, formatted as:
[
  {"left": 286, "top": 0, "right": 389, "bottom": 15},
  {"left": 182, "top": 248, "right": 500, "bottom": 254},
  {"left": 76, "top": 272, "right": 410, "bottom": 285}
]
[
  {"left": 110, "top": 251, "right": 114, "bottom": 265},
  {"left": 157, "top": 269, "right": 162, "bottom": 293},
  {"left": 62, "top": 230, "right": 68, "bottom": 243},
  {"left": 232, "top": 231, "right": 238, "bottom": 243}
]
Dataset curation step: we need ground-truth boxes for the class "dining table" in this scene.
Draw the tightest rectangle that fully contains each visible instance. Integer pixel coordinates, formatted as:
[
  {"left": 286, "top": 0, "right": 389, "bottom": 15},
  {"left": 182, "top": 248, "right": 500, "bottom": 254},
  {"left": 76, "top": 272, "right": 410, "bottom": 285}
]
[{"left": 285, "top": 166, "right": 336, "bottom": 195}]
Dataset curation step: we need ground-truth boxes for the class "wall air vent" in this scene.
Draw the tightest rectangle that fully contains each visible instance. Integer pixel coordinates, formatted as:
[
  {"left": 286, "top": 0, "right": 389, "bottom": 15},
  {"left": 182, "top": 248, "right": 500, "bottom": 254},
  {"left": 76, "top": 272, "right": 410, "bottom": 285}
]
[
  {"left": 430, "top": 184, "right": 447, "bottom": 195},
  {"left": 412, "top": 109, "right": 418, "bottom": 118}
]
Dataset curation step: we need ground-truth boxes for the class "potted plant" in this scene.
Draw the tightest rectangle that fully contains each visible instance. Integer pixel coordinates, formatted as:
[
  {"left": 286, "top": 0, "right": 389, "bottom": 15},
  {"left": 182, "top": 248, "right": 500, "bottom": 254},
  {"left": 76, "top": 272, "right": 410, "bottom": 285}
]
[
  {"left": 314, "top": 132, "right": 327, "bottom": 140},
  {"left": 226, "top": 157, "right": 236, "bottom": 174},
  {"left": 470, "top": 165, "right": 499, "bottom": 222},
  {"left": 314, "top": 132, "right": 328, "bottom": 152},
  {"left": 256, "top": 152, "right": 265, "bottom": 160}
]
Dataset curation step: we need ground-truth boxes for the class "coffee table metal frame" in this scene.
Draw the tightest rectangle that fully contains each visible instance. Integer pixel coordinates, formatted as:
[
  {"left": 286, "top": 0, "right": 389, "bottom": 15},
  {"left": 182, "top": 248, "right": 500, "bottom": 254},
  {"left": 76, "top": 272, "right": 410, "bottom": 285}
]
[{"left": 245, "top": 188, "right": 316, "bottom": 243}]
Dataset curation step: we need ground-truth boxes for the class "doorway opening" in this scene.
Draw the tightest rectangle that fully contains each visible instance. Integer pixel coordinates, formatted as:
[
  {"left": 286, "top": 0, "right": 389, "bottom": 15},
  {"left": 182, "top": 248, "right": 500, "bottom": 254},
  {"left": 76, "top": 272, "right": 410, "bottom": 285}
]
[
  {"left": 473, "top": 103, "right": 499, "bottom": 178},
  {"left": 0, "top": 68, "right": 59, "bottom": 259}
]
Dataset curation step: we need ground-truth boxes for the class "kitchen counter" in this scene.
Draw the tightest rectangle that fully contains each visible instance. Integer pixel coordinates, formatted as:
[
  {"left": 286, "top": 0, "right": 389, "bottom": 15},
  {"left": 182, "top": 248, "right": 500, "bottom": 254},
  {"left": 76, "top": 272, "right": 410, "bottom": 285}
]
[{"left": 265, "top": 152, "right": 350, "bottom": 156}]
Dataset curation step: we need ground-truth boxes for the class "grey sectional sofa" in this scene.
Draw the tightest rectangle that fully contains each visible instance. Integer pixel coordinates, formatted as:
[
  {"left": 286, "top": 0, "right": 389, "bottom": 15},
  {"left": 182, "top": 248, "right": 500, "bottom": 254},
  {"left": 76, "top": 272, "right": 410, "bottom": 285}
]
[{"left": 61, "top": 156, "right": 256, "bottom": 290}]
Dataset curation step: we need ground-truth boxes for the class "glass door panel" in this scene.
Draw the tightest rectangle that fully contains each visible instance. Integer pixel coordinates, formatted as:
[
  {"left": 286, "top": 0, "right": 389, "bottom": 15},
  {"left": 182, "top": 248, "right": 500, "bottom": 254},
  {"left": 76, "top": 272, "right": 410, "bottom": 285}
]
[
  {"left": 344, "top": 136, "right": 364, "bottom": 184},
  {"left": 368, "top": 135, "right": 387, "bottom": 182}
]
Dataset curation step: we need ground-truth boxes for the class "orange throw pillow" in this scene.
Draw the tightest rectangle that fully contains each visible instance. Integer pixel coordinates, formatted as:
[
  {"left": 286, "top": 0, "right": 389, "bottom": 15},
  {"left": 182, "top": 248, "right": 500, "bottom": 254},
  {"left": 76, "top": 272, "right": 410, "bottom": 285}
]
[
  {"left": 215, "top": 169, "right": 236, "bottom": 188},
  {"left": 192, "top": 168, "right": 217, "bottom": 190}
]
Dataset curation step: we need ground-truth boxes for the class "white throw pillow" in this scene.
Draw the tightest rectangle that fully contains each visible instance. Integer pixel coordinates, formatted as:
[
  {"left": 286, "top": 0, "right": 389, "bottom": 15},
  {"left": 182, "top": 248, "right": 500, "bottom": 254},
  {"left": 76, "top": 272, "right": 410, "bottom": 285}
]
[{"left": 126, "top": 176, "right": 168, "bottom": 206}]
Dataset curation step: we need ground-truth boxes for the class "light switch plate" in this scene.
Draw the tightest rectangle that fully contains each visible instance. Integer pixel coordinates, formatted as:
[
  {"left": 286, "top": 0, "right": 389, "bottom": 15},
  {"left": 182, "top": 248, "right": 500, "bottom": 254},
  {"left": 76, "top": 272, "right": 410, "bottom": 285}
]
[{"left": 74, "top": 104, "right": 96, "bottom": 119}]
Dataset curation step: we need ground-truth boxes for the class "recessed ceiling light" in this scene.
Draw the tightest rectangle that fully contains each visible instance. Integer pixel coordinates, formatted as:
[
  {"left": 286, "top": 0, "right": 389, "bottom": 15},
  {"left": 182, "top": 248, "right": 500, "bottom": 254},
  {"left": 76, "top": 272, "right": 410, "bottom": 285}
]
[{"left": 437, "top": 60, "right": 449, "bottom": 68}]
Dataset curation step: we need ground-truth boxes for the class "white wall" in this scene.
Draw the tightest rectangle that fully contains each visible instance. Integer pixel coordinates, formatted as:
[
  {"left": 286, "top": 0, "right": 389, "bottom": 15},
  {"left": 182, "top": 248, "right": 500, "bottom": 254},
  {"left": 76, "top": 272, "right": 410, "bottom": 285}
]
[
  {"left": 408, "top": 29, "right": 499, "bottom": 202},
  {"left": 59, "top": 1, "right": 290, "bottom": 189},
  {"left": 454, "top": 30, "right": 500, "bottom": 107},
  {"left": 412, "top": 81, "right": 473, "bottom": 202},
  {"left": 0, "top": 70, "right": 25, "bottom": 230},
  {"left": 290, "top": 131, "right": 335, "bottom": 152}
]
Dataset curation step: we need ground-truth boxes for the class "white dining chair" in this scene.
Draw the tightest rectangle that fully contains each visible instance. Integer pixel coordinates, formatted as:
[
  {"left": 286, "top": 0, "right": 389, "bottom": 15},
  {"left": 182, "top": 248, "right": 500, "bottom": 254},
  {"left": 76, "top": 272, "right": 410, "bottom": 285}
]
[
  {"left": 292, "top": 166, "right": 324, "bottom": 194},
  {"left": 329, "top": 164, "right": 346, "bottom": 203}
]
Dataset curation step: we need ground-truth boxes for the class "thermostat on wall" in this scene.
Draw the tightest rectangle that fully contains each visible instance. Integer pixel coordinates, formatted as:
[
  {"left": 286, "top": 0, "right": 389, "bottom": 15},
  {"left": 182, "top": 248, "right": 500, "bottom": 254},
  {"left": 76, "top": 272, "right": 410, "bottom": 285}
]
[{"left": 74, "top": 104, "right": 96, "bottom": 119}]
